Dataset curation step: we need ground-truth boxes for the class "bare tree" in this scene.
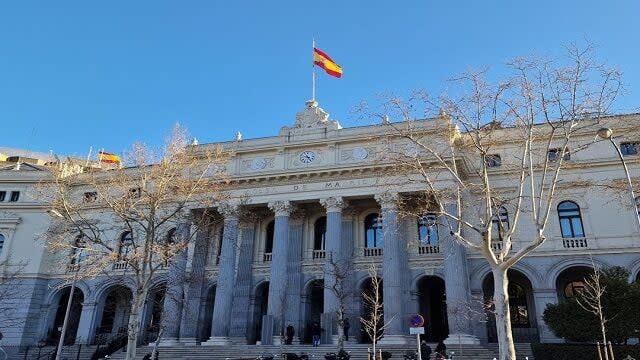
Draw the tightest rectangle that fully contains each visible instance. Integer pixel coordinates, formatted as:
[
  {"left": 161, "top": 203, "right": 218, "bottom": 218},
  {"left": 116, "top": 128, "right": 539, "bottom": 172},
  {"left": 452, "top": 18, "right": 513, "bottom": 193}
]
[
  {"left": 575, "top": 263, "right": 614, "bottom": 360},
  {"left": 358, "top": 45, "right": 622, "bottom": 360},
  {"left": 0, "top": 260, "right": 28, "bottom": 331},
  {"left": 37, "top": 125, "right": 229, "bottom": 360},
  {"left": 360, "top": 264, "right": 393, "bottom": 358},
  {"left": 324, "top": 252, "right": 352, "bottom": 351}
]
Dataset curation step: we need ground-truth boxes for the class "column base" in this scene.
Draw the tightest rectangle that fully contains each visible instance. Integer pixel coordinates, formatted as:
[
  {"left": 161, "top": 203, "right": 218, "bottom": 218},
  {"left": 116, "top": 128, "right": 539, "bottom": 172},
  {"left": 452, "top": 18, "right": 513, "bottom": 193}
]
[
  {"left": 444, "top": 333, "right": 480, "bottom": 345},
  {"left": 180, "top": 337, "right": 197, "bottom": 346},
  {"left": 158, "top": 338, "right": 181, "bottom": 347},
  {"left": 378, "top": 335, "right": 410, "bottom": 345},
  {"left": 202, "top": 336, "right": 232, "bottom": 346}
]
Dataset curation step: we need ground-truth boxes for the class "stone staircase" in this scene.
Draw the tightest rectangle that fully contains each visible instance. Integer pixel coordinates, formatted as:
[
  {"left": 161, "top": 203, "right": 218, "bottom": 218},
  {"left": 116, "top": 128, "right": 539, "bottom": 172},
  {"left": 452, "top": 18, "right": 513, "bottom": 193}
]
[{"left": 105, "top": 343, "right": 534, "bottom": 360}]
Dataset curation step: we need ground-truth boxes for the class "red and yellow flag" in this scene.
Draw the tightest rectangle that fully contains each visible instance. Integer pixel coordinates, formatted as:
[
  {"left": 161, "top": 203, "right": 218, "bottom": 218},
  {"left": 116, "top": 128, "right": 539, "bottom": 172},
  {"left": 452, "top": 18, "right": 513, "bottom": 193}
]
[
  {"left": 98, "top": 151, "right": 121, "bottom": 165},
  {"left": 313, "top": 47, "right": 343, "bottom": 78}
]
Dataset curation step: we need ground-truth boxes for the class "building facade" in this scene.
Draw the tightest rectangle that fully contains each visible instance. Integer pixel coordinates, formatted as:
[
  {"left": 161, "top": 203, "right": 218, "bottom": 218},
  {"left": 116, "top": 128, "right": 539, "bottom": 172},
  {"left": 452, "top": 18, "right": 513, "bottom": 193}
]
[{"left": 2, "top": 102, "right": 640, "bottom": 348}]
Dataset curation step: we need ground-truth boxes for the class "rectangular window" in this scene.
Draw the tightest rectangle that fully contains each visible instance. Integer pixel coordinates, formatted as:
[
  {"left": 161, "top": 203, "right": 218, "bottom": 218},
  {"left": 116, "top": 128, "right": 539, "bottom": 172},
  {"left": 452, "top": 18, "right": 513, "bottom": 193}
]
[
  {"left": 486, "top": 154, "right": 502, "bottom": 168},
  {"left": 621, "top": 142, "right": 639, "bottom": 156},
  {"left": 0, "top": 191, "right": 5, "bottom": 202},
  {"left": 548, "top": 148, "right": 570, "bottom": 162},
  {"left": 9, "top": 191, "right": 20, "bottom": 202}
]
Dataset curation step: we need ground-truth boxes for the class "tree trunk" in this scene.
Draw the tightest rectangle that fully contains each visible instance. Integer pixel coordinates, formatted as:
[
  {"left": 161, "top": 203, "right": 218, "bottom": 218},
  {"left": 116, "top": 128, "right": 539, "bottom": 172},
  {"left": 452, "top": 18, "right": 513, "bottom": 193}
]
[
  {"left": 492, "top": 267, "right": 516, "bottom": 360},
  {"left": 337, "top": 313, "right": 344, "bottom": 351},
  {"left": 125, "top": 289, "right": 147, "bottom": 360}
]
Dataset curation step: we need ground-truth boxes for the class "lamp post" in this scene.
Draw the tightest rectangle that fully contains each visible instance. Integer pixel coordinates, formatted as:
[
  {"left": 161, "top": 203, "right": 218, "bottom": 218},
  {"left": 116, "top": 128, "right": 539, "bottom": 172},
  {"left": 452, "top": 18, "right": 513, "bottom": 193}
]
[
  {"left": 54, "top": 247, "right": 82, "bottom": 360},
  {"left": 596, "top": 127, "right": 640, "bottom": 231}
]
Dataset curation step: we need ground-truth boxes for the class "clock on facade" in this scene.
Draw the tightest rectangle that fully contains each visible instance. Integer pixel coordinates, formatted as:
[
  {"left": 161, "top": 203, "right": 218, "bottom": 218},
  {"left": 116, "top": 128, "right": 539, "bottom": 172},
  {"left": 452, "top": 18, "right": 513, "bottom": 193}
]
[
  {"left": 352, "top": 147, "right": 369, "bottom": 160},
  {"left": 251, "top": 158, "right": 267, "bottom": 170},
  {"left": 299, "top": 150, "right": 316, "bottom": 164}
]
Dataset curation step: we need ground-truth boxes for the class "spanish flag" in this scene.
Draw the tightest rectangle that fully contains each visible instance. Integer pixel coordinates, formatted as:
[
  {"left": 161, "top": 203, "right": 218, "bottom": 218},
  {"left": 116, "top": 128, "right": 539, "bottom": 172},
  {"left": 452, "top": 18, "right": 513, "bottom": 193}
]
[
  {"left": 313, "top": 47, "right": 343, "bottom": 78},
  {"left": 98, "top": 151, "right": 121, "bottom": 165}
]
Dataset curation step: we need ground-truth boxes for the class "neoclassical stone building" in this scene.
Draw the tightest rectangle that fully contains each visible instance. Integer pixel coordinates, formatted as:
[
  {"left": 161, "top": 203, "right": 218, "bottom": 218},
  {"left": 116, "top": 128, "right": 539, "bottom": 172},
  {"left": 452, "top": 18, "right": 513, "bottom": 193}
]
[{"left": 2, "top": 102, "right": 640, "bottom": 349}]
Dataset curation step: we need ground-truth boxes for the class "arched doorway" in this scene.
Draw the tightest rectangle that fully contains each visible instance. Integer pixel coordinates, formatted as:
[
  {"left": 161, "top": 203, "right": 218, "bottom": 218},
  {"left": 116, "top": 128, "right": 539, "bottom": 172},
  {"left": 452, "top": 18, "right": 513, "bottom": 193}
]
[
  {"left": 555, "top": 266, "right": 593, "bottom": 299},
  {"left": 95, "top": 285, "right": 133, "bottom": 344},
  {"left": 417, "top": 276, "right": 448, "bottom": 342},
  {"left": 141, "top": 284, "right": 166, "bottom": 345},
  {"left": 483, "top": 270, "right": 538, "bottom": 343},
  {"left": 303, "top": 279, "right": 324, "bottom": 343},
  {"left": 47, "top": 287, "right": 84, "bottom": 345},
  {"left": 199, "top": 285, "right": 216, "bottom": 342},
  {"left": 359, "top": 277, "right": 383, "bottom": 344},
  {"left": 251, "top": 282, "right": 269, "bottom": 344}
]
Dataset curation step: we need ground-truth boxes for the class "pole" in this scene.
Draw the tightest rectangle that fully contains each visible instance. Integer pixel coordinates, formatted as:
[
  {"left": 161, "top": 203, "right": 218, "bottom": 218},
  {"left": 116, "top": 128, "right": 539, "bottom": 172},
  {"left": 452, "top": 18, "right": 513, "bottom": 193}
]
[
  {"left": 608, "top": 138, "right": 640, "bottom": 232},
  {"left": 55, "top": 252, "right": 81, "bottom": 360},
  {"left": 312, "top": 38, "right": 316, "bottom": 101},
  {"left": 416, "top": 333, "right": 421, "bottom": 360}
]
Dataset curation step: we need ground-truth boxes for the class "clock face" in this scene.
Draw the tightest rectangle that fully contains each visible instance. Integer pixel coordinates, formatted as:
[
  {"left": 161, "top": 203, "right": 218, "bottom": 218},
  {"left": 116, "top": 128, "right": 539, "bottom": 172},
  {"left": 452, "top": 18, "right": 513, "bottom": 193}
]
[
  {"left": 299, "top": 150, "right": 316, "bottom": 164},
  {"left": 251, "top": 158, "right": 267, "bottom": 170},
  {"left": 352, "top": 147, "right": 369, "bottom": 160}
]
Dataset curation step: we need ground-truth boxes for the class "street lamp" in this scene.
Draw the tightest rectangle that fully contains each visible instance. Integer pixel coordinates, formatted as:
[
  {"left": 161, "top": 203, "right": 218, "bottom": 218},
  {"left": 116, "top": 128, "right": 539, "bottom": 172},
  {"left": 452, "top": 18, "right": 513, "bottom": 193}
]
[
  {"left": 596, "top": 127, "right": 640, "bottom": 231},
  {"left": 55, "top": 248, "right": 82, "bottom": 360}
]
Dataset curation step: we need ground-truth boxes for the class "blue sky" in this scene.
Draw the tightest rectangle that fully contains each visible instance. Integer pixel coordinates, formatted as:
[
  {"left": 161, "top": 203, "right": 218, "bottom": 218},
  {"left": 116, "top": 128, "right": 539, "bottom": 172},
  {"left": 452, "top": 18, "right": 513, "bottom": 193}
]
[{"left": 1, "top": 1, "right": 639, "bottom": 157}]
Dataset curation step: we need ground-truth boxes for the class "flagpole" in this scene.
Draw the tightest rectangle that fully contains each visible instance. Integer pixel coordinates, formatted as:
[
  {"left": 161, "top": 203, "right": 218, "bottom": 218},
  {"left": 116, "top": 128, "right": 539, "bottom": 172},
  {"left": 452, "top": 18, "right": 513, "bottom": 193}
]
[{"left": 312, "top": 38, "right": 316, "bottom": 101}]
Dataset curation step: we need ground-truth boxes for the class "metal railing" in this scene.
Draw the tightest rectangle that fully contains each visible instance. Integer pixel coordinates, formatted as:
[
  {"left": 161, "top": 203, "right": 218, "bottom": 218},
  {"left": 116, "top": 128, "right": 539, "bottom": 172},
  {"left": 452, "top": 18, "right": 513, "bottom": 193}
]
[
  {"left": 364, "top": 247, "right": 383, "bottom": 257},
  {"left": 418, "top": 244, "right": 440, "bottom": 254},
  {"left": 563, "top": 237, "right": 588, "bottom": 248}
]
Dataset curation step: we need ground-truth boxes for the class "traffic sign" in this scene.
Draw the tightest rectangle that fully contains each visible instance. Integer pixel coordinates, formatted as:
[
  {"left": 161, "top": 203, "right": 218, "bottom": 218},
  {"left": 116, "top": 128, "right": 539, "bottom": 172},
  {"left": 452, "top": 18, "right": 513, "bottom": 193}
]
[{"left": 410, "top": 314, "right": 425, "bottom": 327}]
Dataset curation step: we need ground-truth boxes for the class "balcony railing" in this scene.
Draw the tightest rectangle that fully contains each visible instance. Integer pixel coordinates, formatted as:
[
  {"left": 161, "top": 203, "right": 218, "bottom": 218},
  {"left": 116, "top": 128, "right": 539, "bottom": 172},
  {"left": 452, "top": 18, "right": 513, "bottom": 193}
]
[
  {"left": 312, "top": 250, "right": 326, "bottom": 260},
  {"left": 364, "top": 247, "right": 383, "bottom": 257},
  {"left": 112, "top": 261, "right": 128, "bottom": 270},
  {"left": 263, "top": 253, "right": 273, "bottom": 262},
  {"left": 418, "top": 244, "right": 440, "bottom": 255},
  {"left": 563, "top": 237, "right": 588, "bottom": 249}
]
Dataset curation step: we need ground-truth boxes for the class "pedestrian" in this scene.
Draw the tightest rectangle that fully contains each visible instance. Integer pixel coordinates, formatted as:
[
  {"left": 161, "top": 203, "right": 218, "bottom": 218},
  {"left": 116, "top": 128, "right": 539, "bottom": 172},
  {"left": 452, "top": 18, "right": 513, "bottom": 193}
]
[
  {"left": 343, "top": 318, "right": 350, "bottom": 342},
  {"left": 311, "top": 321, "right": 321, "bottom": 347},
  {"left": 286, "top": 324, "right": 295, "bottom": 345},
  {"left": 420, "top": 340, "right": 432, "bottom": 360},
  {"left": 434, "top": 340, "right": 446, "bottom": 360}
]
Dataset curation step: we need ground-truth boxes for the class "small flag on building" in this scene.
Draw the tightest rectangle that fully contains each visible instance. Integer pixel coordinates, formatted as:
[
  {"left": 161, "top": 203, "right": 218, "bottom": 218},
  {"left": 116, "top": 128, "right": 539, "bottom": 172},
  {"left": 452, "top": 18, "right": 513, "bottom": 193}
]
[
  {"left": 313, "top": 47, "right": 343, "bottom": 78},
  {"left": 98, "top": 151, "right": 121, "bottom": 165}
]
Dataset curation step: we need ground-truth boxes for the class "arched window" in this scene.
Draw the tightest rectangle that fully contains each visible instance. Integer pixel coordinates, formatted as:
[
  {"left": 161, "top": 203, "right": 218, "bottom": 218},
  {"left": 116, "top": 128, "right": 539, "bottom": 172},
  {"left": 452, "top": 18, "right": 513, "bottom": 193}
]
[
  {"left": 417, "top": 214, "right": 438, "bottom": 245},
  {"left": 0, "top": 234, "right": 4, "bottom": 255},
  {"left": 558, "top": 201, "right": 584, "bottom": 238},
  {"left": 364, "top": 213, "right": 383, "bottom": 248},
  {"left": 118, "top": 231, "right": 133, "bottom": 259},
  {"left": 166, "top": 228, "right": 177, "bottom": 244},
  {"left": 314, "top": 216, "right": 327, "bottom": 251},
  {"left": 265, "top": 221, "right": 275, "bottom": 254},
  {"left": 491, "top": 207, "right": 510, "bottom": 241}
]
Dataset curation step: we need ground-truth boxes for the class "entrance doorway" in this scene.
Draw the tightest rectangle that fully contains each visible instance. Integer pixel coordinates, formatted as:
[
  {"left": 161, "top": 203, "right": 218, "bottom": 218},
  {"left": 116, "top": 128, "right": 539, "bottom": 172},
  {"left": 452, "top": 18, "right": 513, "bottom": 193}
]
[
  {"left": 303, "top": 279, "right": 324, "bottom": 343},
  {"left": 417, "top": 276, "right": 448, "bottom": 342},
  {"left": 48, "top": 287, "right": 84, "bottom": 345},
  {"left": 251, "top": 282, "right": 269, "bottom": 344}
]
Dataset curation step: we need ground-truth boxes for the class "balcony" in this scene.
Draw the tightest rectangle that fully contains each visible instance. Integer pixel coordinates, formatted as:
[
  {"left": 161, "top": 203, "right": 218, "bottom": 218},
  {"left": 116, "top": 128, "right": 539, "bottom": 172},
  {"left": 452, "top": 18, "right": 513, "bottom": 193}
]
[
  {"left": 418, "top": 244, "right": 440, "bottom": 255},
  {"left": 364, "top": 247, "right": 383, "bottom": 257},
  {"left": 562, "top": 237, "right": 588, "bottom": 249},
  {"left": 263, "top": 253, "right": 273, "bottom": 262},
  {"left": 112, "top": 261, "right": 128, "bottom": 270},
  {"left": 312, "top": 249, "right": 326, "bottom": 260}
]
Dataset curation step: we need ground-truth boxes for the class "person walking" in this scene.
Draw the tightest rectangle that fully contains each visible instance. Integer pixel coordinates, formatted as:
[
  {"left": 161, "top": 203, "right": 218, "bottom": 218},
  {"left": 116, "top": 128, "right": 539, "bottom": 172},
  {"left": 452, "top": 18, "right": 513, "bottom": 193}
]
[
  {"left": 342, "top": 318, "right": 350, "bottom": 342},
  {"left": 434, "top": 340, "right": 446, "bottom": 360},
  {"left": 311, "top": 322, "right": 321, "bottom": 347},
  {"left": 420, "top": 340, "right": 432, "bottom": 360}
]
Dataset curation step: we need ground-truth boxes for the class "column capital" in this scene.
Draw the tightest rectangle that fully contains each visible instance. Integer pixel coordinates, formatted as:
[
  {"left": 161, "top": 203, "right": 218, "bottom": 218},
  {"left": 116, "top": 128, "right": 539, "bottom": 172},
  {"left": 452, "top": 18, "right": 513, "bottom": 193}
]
[
  {"left": 375, "top": 192, "right": 399, "bottom": 210},
  {"left": 218, "top": 202, "right": 241, "bottom": 219},
  {"left": 320, "top": 197, "right": 348, "bottom": 213},
  {"left": 268, "top": 200, "right": 293, "bottom": 217}
]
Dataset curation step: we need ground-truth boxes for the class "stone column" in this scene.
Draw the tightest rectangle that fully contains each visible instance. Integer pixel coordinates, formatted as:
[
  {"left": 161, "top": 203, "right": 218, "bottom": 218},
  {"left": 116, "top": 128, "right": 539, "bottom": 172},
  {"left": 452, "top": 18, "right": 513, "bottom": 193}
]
[
  {"left": 207, "top": 203, "right": 240, "bottom": 345},
  {"left": 440, "top": 202, "right": 479, "bottom": 345},
  {"left": 75, "top": 302, "right": 97, "bottom": 344},
  {"left": 320, "top": 197, "right": 346, "bottom": 343},
  {"left": 263, "top": 200, "right": 293, "bottom": 345},
  {"left": 159, "top": 222, "right": 190, "bottom": 345},
  {"left": 533, "top": 289, "right": 561, "bottom": 343},
  {"left": 375, "top": 192, "right": 408, "bottom": 344},
  {"left": 229, "top": 219, "right": 258, "bottom": 342},
  {"left": 179, "top": 215, "right": 211, "bottom": 345},
  {"left": 285, "top": 210, "right": 305, "bottom": 344}
]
